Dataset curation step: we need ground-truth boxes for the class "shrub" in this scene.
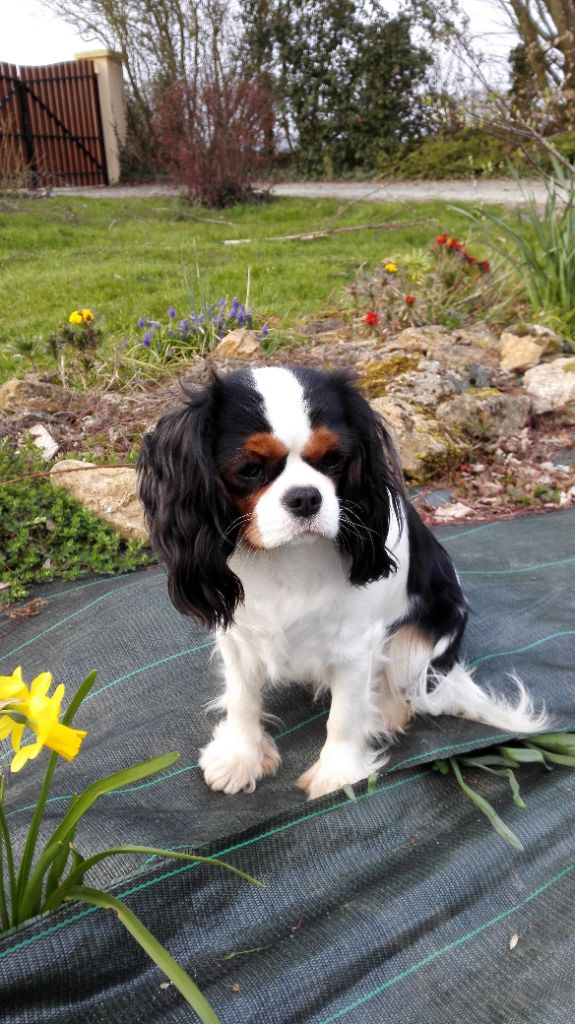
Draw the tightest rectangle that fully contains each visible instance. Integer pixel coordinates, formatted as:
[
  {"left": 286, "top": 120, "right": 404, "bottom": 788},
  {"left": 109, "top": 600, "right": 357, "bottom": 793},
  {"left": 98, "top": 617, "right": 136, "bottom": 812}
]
[
  {"left": 155, "top": 76, "right": 275, "bottom": 207},
  {"left": 380, "top": 128, "right": 525, "bottom": 180},
  {"left": 455, "top": 159, "right": 575, "bottom": 344},
  {"left": 351, "top": 234, "right": 515, "bottom": 332},
  {"left": 0, "top": 438, "right": 152, "bottom": 602}
]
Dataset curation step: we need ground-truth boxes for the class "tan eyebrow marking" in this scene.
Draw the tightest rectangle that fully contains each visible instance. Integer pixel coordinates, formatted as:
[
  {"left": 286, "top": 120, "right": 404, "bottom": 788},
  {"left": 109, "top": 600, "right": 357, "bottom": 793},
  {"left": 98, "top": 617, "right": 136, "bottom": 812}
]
[
  {"left": 302, "top": 426, "right": 341, "bottom": 462},
  {"left": 242, "top": 432, "right": 288, "bottom": 460}
]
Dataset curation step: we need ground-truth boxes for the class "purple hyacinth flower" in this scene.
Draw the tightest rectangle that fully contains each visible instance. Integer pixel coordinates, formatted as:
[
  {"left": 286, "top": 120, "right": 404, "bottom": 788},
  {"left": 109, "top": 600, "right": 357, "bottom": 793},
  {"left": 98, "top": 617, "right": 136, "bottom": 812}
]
[
  {"left": 168, "top": 305, "right": 176, "bottom": 320},
  {"left": 238, "top": 311, "right": 244, "bottom": 325},
  {"left": 137, "top": 317, "right": 144, "bottom": 329},
  {"left": 143, "top": 333, "right": 152, "bottom": 347},
  {"left": 182, "top": 318, "right": 189, "bottom": 332},
  {"left": 168, "top": 328, "right": 174, "bottom": 338},
  {"left": 122, "top": 337, "right": 129, "bottom": 348},
  {"left": 246, "top": 312, "right": 252, "bottom": 326},
  {"left": 261, "top": 323, "right": 268, "bottom": 338},
  {"left": 219, "top": 298, "right": 226, "bottom": 307}
]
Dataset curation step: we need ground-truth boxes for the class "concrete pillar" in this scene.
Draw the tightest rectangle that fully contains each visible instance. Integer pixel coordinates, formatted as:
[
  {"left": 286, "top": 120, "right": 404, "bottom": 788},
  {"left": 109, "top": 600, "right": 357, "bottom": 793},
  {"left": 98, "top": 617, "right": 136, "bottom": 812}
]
[{"left": 75, "top": 50, "right": 126, "bottom": 184}]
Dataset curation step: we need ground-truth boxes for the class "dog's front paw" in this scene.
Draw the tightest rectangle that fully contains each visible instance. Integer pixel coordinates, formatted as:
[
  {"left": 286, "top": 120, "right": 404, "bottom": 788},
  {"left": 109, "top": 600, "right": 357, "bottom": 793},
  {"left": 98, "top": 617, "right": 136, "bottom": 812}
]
[
  {"left": 199, "top": 721, "right": 281, "bottom": 795},
  {"left": 296, "top": 743, "right": 383, "bottom": 801}
]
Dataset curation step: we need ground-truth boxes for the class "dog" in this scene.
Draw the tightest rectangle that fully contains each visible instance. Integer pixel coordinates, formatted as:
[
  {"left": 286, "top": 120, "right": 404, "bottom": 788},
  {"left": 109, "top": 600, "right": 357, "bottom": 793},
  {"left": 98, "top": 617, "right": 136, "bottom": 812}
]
[{"left": 137, "top": 365, "right": 545, "bottom": 801}]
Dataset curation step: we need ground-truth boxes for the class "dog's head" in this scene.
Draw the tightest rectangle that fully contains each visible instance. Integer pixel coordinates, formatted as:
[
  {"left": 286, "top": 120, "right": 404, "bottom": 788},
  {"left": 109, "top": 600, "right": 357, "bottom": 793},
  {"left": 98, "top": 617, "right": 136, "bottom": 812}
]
[{"left": 137, "top": 366, "right": 404, "bottom": 628}]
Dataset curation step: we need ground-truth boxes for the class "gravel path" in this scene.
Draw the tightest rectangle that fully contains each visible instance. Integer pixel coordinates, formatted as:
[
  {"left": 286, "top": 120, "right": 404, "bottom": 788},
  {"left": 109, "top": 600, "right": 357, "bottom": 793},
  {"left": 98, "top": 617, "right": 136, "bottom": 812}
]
[{"left": 49, "top": 178, "right": 547, "bottom": 205}]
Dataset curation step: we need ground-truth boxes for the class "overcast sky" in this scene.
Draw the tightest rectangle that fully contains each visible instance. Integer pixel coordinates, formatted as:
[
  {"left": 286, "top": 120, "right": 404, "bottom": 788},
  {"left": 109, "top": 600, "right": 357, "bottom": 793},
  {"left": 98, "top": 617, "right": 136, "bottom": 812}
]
[{"left": 1, "top": 0, "right": 518, "bottom": 67}]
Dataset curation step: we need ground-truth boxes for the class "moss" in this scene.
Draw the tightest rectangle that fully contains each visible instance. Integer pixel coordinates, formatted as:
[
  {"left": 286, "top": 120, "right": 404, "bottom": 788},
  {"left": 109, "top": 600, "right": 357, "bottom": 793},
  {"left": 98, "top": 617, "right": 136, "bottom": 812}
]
[
  {"left": 417, "top": 440, "right": 467, "bottom": 482},
  {"left": 359, "top": 355, "right": 419, "bottom": 396},
  {"left": 462, "top": 386, "right": 503, "bottom": 398}
]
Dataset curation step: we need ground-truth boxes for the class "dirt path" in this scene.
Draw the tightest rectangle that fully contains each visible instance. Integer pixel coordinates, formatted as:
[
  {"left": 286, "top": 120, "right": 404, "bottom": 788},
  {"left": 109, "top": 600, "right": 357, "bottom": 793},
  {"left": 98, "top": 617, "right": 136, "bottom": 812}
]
[{"left": 50, "top": 179, "right": 547, "bottom": 205}]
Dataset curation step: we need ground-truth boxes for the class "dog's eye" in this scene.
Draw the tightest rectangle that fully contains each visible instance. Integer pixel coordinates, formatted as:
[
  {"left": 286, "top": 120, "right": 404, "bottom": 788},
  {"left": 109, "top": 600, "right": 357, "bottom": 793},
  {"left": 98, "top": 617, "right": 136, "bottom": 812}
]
[
  {"left": 321, "top": 450, "right": 343, "bottom": 472},
  {"left": 237, "top": 462, "right": 264, "bottom": 481}
]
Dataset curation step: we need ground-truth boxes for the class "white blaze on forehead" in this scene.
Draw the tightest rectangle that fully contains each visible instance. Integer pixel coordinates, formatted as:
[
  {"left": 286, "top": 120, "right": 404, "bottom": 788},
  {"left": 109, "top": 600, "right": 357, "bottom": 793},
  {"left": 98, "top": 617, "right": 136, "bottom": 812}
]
[{"left": 251, "top": 367, "right": 311, "bottom": 451}]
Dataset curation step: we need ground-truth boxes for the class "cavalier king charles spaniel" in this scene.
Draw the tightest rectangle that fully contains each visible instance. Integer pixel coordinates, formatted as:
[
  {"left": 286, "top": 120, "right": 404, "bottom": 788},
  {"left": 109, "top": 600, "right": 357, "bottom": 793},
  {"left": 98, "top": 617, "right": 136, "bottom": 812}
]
[{"left": 137, "top": 366, "right": 545, "bottom": 801}]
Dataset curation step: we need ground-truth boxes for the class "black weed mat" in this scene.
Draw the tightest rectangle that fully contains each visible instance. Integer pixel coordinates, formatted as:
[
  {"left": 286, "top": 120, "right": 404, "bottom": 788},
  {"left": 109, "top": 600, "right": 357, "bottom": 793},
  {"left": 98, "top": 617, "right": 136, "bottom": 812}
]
[{"left": 1, "top": 509, "right": 574, "bottom": 1022}]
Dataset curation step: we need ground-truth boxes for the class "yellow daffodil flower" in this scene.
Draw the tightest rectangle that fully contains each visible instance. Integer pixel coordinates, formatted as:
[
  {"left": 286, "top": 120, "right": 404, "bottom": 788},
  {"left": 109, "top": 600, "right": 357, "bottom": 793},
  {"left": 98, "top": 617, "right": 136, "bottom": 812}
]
[
  {"left": 68, "top": 310, "right": 83, "bottom": 325},
  {"left": 80, "top": 308, "right": 94, "bottom": 322},
  {"left": 0, "top": 667, "right": 87, "bottom": 773},
  {"left": 384, "top": 262, "right": 398, "bottom": 273}
]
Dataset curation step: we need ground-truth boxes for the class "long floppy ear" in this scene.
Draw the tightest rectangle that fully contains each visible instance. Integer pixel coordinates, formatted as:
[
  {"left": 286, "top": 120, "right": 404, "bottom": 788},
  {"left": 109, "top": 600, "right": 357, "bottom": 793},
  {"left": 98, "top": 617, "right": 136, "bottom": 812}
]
[
  {"left": 137, "top": 381, "right": 243, "bottom": 629},
  {"left": 332, "top": 373, "right": 406, "bottom": 586}
]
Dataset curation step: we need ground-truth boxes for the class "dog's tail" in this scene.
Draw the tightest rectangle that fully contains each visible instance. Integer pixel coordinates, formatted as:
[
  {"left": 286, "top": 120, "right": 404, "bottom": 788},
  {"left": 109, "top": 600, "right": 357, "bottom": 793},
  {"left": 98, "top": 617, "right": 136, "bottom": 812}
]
[{"left": 412, "top": 661, "right": 549, "bottom": 735}]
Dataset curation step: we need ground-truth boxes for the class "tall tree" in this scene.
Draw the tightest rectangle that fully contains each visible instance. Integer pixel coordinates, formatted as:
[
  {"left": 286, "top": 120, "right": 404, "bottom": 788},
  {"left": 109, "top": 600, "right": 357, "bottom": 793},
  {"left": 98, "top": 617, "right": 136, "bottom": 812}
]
[{"left": 240, "top": 0, "right": 431, "bottom": 174}]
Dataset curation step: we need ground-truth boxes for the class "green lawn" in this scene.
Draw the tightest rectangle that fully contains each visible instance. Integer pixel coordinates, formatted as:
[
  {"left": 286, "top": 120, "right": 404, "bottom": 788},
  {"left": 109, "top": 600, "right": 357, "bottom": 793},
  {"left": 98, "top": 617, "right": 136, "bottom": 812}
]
[{"left": 0, "top": 194, "right": 494, "bottom": 380}]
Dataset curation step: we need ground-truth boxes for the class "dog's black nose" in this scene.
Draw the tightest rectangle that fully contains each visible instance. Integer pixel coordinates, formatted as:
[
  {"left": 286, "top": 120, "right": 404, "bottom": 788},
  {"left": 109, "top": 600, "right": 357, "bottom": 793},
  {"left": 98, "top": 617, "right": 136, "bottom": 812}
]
[{"left": 282, "top": 486, "right": 322, "bottom": 519}]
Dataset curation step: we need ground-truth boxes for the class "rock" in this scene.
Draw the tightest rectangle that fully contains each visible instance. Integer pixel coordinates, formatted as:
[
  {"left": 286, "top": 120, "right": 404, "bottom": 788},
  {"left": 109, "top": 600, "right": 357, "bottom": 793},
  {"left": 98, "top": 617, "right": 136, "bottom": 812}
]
[
  {"left": 389, "top": 366, "right": 457, "bottom": 408},
  {"left": 553, "top": 449, "right": 575, "bottom": 468},
  {"left": 434, "top": 501, "right": 474, "bottom": 520},
  {"left": 213, "top": 329, "right": 261, "bottom": 359},
  {"left": 499, "top": 331, "right": 548, "bottom": 373},
  {"left": 50, "top": 460, "right": 148, "bottom": 543},
  {"left": 370, "top": 396, "right": 461, "bottom": 480},
  {"left": 422, "top": 488, "right": 454, "bottom": 508},
  {"left": 0, "top": 377, "right": 87, "bottom": 416},
  {"left": 523, "top": 358, "right": 575, "bottom": 422},
  {"left": 436, "top": 389, "right": 529, "bottom": 441},
  {"left": 28, "top": 423, "right": 59, "bottom": 460}
]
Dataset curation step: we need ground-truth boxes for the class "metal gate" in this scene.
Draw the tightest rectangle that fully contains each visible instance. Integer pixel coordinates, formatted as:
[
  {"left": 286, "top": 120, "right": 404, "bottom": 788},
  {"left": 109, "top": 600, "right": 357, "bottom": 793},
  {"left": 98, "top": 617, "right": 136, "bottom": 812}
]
[{"left": 0, "top": 59, "right": 108, "bottom": 187}]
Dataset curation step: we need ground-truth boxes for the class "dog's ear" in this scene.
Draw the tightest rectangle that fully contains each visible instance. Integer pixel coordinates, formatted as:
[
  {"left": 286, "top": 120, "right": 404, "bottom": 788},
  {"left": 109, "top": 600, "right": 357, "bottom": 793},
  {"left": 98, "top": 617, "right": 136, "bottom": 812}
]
[
  {"left": 137, "top": 381, "right": 243, "bottom": 628},
  {"left": 332, "top": 373, "right": 405, "bottom": 585}
]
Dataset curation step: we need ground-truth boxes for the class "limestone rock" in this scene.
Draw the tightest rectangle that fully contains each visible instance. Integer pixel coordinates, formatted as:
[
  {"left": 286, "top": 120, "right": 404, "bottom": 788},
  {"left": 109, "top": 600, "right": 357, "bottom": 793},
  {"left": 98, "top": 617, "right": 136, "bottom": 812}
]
[
  {"left": 524, "top": 358, "right": 575, "bottom": 422},
  {"left": 50, "top": 460, "right": 148, "bottom": 543},
  {"left": 499, "top": 331, "right": 548, "bottom": 373},
  {"left": 0, "top": 377, "right": 87, "bottom": 416},
  {"left": 29, "top": 423, "right": 59, "bottom": 460},
  {"left": 371, "top": 396, "right": 459, "bottom": 480},
  {"left": 389, "top": 367, "right": 457, "bottom": 409},
  {"left": 213, "top": 329, "right": 261, "bottom": 359},
  {"left": 436, "top": 389, "right": 529, "bottom": 441}
]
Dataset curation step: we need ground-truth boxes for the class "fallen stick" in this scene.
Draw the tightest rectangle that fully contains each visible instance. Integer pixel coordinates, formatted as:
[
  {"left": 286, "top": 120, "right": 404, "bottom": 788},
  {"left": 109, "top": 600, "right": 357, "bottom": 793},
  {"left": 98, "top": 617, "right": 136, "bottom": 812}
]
[{"left": 223, "top": 219, "right": 425, "bottom": 245}]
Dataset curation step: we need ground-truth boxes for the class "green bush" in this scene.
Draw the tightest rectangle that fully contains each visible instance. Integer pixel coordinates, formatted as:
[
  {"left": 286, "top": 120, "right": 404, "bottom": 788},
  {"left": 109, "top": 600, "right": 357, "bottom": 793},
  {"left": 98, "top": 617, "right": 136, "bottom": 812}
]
[
  {"left": 380, "top": 128, "right": 575, "bottom": 182},
  {"left": 380, "top": 129, "right": 524, "bottom": 180},
  {"left": 0, "top": 438, "right": 153, "bottom": 602}
]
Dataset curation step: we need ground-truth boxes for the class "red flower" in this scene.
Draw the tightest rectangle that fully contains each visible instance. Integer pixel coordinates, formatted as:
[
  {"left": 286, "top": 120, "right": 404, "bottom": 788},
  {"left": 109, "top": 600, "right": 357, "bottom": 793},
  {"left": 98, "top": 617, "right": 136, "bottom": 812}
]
[
  {"left": 447, "top": 238, "right": 463, "bottom": 252},
  {"left": 436, "top": 234, "right": 448, "bottom": 244},
  {"left": 466, "top": 253, "right": 478, "bottom": 263},
  {"left": 479, "top": 259, "right": 490, "bottom": 272},
  {"left": 363, "top": 310, "right": 378, "bottom": 325},
  {"left": 405, "top": 295, "right": 415, "bottom": 305}
]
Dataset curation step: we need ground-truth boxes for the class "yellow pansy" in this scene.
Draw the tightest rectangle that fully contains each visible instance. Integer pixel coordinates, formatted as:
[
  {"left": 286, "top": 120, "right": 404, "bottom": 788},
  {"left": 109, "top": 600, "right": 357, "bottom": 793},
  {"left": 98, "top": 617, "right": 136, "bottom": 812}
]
[
  {"left": 0, "top": 667, "right": 87, "bottom": 773},
  {"left": 80, "top": 308, "right": 94, "bottom": 322},
  {"left": 68, "top": 310, "right": 83, "bottom": 325},
  {"left": 384, "top": 262, "right": 398, "bottom": 273}
]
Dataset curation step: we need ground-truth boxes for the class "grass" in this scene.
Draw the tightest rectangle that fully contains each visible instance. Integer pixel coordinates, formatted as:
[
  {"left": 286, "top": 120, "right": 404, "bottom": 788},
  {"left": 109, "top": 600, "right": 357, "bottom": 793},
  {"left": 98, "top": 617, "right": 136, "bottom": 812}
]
[{"left": 0, "top": 194, "right": 496, "bottom": 381}]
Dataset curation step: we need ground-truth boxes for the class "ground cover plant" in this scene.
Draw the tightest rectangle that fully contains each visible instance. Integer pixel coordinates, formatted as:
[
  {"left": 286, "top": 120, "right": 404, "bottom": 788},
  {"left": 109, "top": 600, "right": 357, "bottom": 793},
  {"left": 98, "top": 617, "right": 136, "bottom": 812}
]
[
  {"left": 0, "top": 438, "right": 152, "bottom": 602},
  {"left": 0, "top": 194, "right": 497, "bottom": 382}
]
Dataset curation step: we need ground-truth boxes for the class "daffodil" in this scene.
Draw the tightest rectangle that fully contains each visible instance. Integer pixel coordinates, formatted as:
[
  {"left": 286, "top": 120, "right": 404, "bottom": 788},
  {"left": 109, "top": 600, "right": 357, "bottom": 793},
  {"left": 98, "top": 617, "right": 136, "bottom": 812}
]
[
  {"left": 0, "top": 668, "right": 86, "bottom": 773},
  {"left": 384, "top": 262, "right": 398, "bottom": 273},
  {"left": 68, "top": 310, "right": 83, "bottom": 325},
  {"left": 80, "top": 308, "right": 94, "bottom": 322}
]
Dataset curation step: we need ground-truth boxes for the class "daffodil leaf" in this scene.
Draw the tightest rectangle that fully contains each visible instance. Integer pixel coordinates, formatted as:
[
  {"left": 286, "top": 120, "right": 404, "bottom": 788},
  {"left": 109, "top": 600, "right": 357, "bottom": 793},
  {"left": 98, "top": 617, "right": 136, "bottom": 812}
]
[
  {"left": 525, "top": 745, "right": 575, "bottom": 767},
  {"left": 497, "top": 745, "right": 547, "bottom": 764},
  {"left": 61, "top": 670, "right": 98, "bottom": 727},
  {"left": 44, "top": 844, "right": 262, "bottom": 912},
  {"left": 66, "top": 885, "right": 222, "bottom": 1024},
  {"left": 527, "top": 733, "right": 575, "bottom": 756},
  {"left": 19, "top": 752, "right": 180, "bottom": 922},
  {"left": 449, "top": 757, "right": 524, "bottom": 851}
]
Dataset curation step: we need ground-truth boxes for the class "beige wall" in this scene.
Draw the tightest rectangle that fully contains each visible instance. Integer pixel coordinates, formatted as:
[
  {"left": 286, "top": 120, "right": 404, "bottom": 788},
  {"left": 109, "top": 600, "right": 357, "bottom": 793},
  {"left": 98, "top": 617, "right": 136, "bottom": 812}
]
[{"left": 75, "top": 50, "right": 126, "bottom": 185}]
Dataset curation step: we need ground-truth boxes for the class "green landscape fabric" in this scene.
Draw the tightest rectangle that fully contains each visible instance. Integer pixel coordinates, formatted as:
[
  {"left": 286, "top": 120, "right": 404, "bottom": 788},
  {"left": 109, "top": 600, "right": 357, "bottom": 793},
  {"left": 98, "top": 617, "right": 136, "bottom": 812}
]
[{"left": 1, "top": 508, "right": 574, "bottom": 1023}]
